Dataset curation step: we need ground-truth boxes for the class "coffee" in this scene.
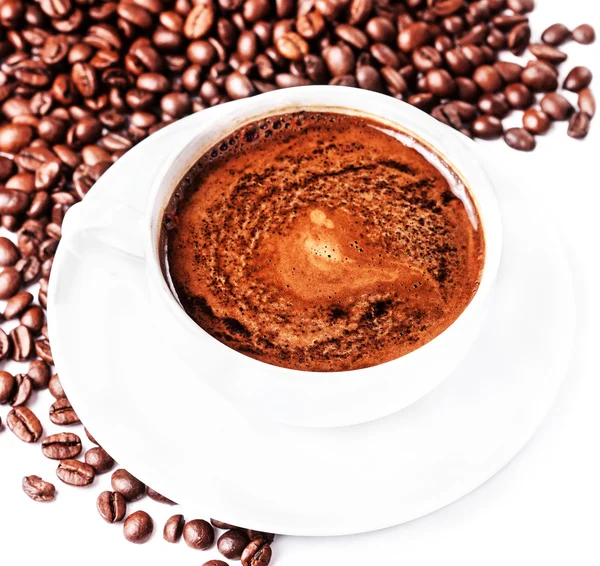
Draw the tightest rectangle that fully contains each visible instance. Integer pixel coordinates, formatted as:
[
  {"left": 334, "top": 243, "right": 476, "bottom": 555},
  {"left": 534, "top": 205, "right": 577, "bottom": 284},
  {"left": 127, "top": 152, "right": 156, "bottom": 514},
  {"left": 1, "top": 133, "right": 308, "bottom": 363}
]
[{"left": 162, "top": 111, "right": 484, "bottom": 372}]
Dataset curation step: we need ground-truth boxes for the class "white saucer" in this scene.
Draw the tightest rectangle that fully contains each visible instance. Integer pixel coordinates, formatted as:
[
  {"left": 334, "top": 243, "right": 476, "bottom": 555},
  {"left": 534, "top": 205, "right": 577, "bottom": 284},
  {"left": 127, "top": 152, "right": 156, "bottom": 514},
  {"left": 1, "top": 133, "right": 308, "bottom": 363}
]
[{"left": 48, "top": 111, "right": 575, "bottom": 537}]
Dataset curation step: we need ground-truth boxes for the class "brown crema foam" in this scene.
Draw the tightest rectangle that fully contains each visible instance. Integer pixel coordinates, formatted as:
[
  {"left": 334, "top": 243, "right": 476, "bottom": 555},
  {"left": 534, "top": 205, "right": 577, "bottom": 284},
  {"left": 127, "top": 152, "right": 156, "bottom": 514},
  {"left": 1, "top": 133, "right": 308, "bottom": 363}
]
[{"left": 162, "top": 111, "right": 485, "bottom": 372}]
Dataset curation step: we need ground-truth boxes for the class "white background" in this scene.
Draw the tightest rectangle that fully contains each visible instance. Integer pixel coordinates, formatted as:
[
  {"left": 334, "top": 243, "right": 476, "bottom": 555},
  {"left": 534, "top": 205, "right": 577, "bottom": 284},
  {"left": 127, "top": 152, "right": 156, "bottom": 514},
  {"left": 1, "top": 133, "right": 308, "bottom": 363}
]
[{"left": 1, "top": 1, "right": 600, "bottom": 564}]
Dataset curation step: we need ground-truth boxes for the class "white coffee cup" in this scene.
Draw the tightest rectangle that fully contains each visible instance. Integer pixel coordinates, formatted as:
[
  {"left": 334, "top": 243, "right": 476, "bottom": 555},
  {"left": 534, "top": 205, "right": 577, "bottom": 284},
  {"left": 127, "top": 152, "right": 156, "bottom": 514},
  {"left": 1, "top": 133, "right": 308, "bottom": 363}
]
[{"left": 61, "top": 86, "right": 502, "bottom": 428}]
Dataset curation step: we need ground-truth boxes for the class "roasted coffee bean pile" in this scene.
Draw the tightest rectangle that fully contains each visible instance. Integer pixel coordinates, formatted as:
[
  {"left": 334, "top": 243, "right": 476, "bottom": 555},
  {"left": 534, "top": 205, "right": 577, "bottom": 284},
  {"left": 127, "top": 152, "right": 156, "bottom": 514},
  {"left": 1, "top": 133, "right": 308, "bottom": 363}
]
[{"left": 0, "top": 0, "right": 595, "bottom": 563}]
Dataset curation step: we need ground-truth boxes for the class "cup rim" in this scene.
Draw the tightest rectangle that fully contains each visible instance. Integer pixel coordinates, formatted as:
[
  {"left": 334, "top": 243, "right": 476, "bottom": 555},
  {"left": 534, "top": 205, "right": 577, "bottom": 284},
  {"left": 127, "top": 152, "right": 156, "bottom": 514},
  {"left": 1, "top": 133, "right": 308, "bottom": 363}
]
[{"left": 144, "top": 86, "right": 503, "bottom": 381}]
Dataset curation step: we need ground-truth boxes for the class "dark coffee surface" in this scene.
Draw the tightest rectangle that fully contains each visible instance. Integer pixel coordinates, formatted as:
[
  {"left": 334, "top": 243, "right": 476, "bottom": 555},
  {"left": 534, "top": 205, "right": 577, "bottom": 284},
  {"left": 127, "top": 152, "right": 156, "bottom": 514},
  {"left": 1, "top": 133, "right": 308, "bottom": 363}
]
[{"left": 163, "top": 112, "right": 484, "bottom": 372}]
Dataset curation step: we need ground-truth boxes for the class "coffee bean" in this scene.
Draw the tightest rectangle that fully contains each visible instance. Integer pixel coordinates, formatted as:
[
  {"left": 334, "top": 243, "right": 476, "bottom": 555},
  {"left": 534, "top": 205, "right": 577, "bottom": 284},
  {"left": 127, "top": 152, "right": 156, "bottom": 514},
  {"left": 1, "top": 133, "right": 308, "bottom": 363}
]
[
  {"left": 211, "top": 519, "right": 240, "bottom": 529},
  {"left": 203, "top": 562, "right": 229, "bottom": 566},
  {"left": 425, "top": 68, "right": 455, "bottom": 97},
  {"left": 4, "top": 292, "right": 33, "bottom": 319},
  {"left": 0, "top": 189, "right": 30, "bottom": 216},
  {"left": 0, "top": 371, "right": 15, "bottom": 404},
  {"left": 521, "top": 62, "right": 558, "bottom": 92},
  {"left": 0, "top": 238, "right": 20, "bottom": 267},
  {"left": 572, "top": 24, "right": 595, "bottom": 45},
  {"left": 502, "top": 83, "right": 531, "bottom": 109},
  {"left": 49, "top": 398, "right": 80, "bottom": 425},
  {"left": 218, "top": 529, "right": 250, "bottom": 560},
  {"left": 335, "top": 24, "right": 368, "bottom": 50},
  {"left": 35, "top": 338, "right": 54, "bottom": 364},
  {"left": 85, "top": 447, "right": 114, "bottom": 473},
  {"left": 365, "top": 16, "right": 396, "bottom": 44},
  {"left": 578, "top": 88, "right": 596, "bottom": 117},
  {"left": 27, "top": 360, "right": 50, "bottom": 389},
  {"left": 97, "top": 490, "right": 127, "bottom": 523},
  {"left": 183, "top": 519, "right": 215, "bottom": 550},
  {"left": 56, "top": 459, "right": 95, "bottom": 486},
  {"left": 504, "top": 127, "right": 536, "bottom": 151},
  {"left": 22, "top": 475, "right": 56, "bottom": 502},
  {"left": 241, "top": 539, "right": 272, "bottom": 566},
  {"left": 124, "top": 510, "right": 154, "bottom": 544},
  {"left": 48, "top": 373, "right": 65, "bottom": 399},
  {"left": 7, "top": 406, "right": 43, "bottom": 442},
  {"left": 15, "top": 256, "right": 41, "bottom": 284},
  {"left": 10, "top": 325, "right": 33, "bottom": 361},
  {"left": 540, "top": 92, "right": 574, "bottom": 121},
  {"left": 0, "top": 123, "right": 33, "bottom": 153},
  {"left": 540, "top": 23, "right": 570, "bottom": 46},
  {"left": 42, "top": 432, "right": 82, "bottom": 460},
  {"left": 477, "top": 93, "right": 509, "bottom": 118},
  {"left": 507, "top": 22, "right": 530, "bottom": 55},
  {"left": 528, "top": 43, "right": 567, "bottom": 64},
  {"left": 0, "top": 330, "right": 11, "bottom": 362},
  {"left": 164, "top": 514, "right": 185, "bottom": 542},
  {"left": 563, "top": 66, "right": 592, "bottom": 93},
  {"left": 147, "top": 487, "right": 176, "bottom": 505},
  {"left": 247, "top": 530, "right": 275, "bottom": 544},
  {"left": 71, "top": 62, "right": 97, "bottom": 97},
  {"left": 411, "top": 45, "right": 442, "bottom": 73},
  {"left": 324, "top": 44, "right": 355, "bottom": 76},
  {"left": 347, "top": 0, "right": 372, "bottom": 25},
  {"left": 184, "top": 1, "right": 215, "bottom": 39},
  {"left": 10, "top": 374, "right": 32, "bottom": 406},
  {"left": 398, "top": 22, "right": 432, "bottom": 53},
  {"left": 522, "top": 109, "right": 551, "bottom": 135},
  {"left": 507, "top": 0, "right": 534, "bottom": 13},
  {"left": 472, "top": 65, "right": 503, "bottom": 93},
  {"left": 111, "top": 468, "right": 146, "bottom": 501},
  {"left": 568, "top": 112, "right": 591, "bottom": 139}
]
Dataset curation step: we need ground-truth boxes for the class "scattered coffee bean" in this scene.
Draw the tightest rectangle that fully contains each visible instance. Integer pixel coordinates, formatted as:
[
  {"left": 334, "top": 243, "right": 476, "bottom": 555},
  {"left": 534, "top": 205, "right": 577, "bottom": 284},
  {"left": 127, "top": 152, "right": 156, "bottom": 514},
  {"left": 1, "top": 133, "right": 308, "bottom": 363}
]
[
  {"left": 504, "top": 83, "right": 533, "bottom": 109},
  {"left": 42, "top": 432, "right": 82, "bottom": 460},
  {"left": 578, "top": 88, "right": 596, "bottom": 117},
  {"left": 522, "top": 109, "right": 551, "bottom": 135},
  {"left": 111, "top": 469, "right": 146, "bottom": 501},
  {"left": 22, "top": 475, "right": 56, "bottom": 502},
  {"left": 147, "top": 487, "right": 176, "bottom": 505},
  {"left": 0, "top": 237, "right": 20, "bottom": 266},
  {"left": 48, "top": 374, "right": 65, "bottom": 399},
  {"left": 0, "top": 371, "right": 15, "bottom": 404},
  {"left": 241, "top": 538, "right": 272, "bottom": 566},
  {"left": 541, "top": 92, "right": 575, "bottom": 120},
  {"left": 8, "top": 374, "right": 30, "bottom": 406},
  {"left": 504, "top": 127, "right": 536, "bottom": 152},
  {"left": 124, "top": 511, "right": 154, "bottom": 544},
  {"left": 472, "top": 115, "right": 503, "bottom": 140},
  {"left": 528, "top": 44, "right": 567, "bottom": 64},
  {"left": 563, "top": 66, "right": 593, "bottom": 92},
  {"left": 7, "top": 406, "right": 42, "bottom": 442},
  {"left": 211, "top": 519, "right": 240, "bottom": 530},
  {"left": 521, "top": 62, "right": 558, "bottom": 92},
  {"left": 85, "top": 447, "right": 115, "bottom": 473},
  {"left": 4, "top": 292, "right": 33, "bottom": 319},
  {"left": 49, "top": 398, "right": 80, "bottom": 425},
  {"left": 0, "top": 267, "right": 22, "bottom": 299},
  {"left": 568, "top": 112, "right": 591, "bottom": 139},
  {"left": 164, "top": 514, "right": 185, "bottom": 543},
  {"left": 203, "top": 561, "right": 229, "bottom": 566},
  {"left": 572, "top": 24, "right": 595, "bottom": 45},
  {"left": 10, "top": 325, "right": 33, "bottom": 361},
  {"left": 97, "top": 490, "right": 127, "bottom": 523},
  {"left": 541, "top": 23, "right": 571, "bottom": 46},
  {"left": 247, "top": 530, "right": 275, "bottom": 544},
  {"left": 34, "top": 338, "right": 54, "bottom": 364},
  {"left": 27, "top": 360, "right": 51, "bottom": 389},
  {"left": 184, "top": 519, "right": 215, "bottom": 550},
  {"left": 218, "top": 529, "right": 250, "bottom": 560},
  {"left": 56, "top": 459, "right": 95, "bottom": 487}
]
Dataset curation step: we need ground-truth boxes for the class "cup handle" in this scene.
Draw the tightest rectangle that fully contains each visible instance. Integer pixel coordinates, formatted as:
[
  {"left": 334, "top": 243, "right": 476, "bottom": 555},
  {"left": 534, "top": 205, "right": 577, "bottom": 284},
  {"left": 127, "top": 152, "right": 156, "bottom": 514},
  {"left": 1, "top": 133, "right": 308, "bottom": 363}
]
[{"left": 61, "top": 199, "right": 146, "bottom": 264}]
